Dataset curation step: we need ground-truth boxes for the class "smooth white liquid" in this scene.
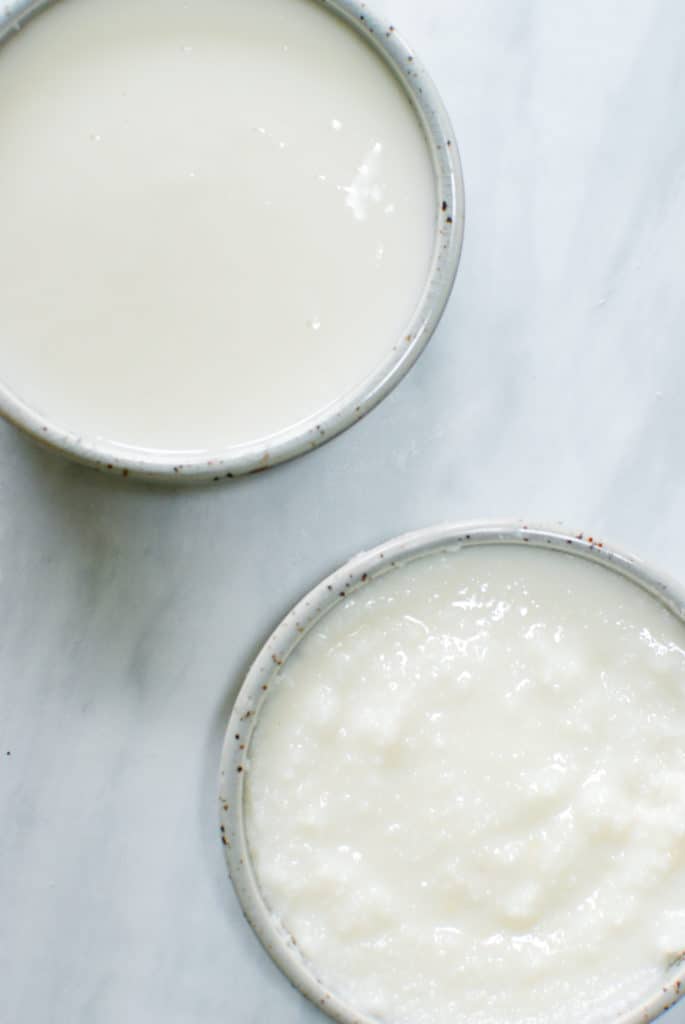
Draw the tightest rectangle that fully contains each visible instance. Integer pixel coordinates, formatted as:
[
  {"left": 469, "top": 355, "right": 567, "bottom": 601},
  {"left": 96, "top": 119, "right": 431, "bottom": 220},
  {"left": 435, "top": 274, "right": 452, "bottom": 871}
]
[
  {"left": 0, "top": 0, "right": 436, "bottom": 454},
  {"left": 247, "top": 546, "right": 685, "bottom": 1024}
]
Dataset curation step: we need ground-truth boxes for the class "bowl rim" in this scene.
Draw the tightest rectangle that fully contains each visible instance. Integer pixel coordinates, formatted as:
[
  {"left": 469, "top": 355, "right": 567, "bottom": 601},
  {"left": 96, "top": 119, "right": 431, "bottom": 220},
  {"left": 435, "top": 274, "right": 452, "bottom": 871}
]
[
  {"left": 0, "top": 0, "right": 464, "bottom": 482},
  {"left": 219, "top": 519, "right": 685, "bottom": 1024}
]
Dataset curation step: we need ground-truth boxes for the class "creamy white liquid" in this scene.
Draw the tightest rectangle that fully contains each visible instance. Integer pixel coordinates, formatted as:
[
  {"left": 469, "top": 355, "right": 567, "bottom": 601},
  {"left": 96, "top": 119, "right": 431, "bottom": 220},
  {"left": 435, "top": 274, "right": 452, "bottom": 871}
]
[
  {"left": 246, "top": 546, "right": 685, "bottom": 1024},
  {"left": 0, "top": 0, "right": 435, "bottom": 454}
]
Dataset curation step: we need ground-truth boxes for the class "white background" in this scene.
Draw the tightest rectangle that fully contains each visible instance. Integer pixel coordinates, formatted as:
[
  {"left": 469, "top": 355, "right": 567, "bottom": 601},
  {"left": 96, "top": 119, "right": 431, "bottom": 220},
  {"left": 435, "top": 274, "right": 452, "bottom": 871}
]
[{"left": 2, "top": 0, "right": 685, "bottom": 1021}]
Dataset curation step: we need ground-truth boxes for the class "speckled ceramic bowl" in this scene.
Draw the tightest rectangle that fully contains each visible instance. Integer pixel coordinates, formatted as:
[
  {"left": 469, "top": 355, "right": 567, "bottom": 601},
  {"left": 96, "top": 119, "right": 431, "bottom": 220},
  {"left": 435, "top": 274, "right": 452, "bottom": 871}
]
[
  {"left": 219, "top": 521, "right": 685, "bottom": 1024},
  {"left": 0, "top": 0, "right": 463, "bottom": 483}
]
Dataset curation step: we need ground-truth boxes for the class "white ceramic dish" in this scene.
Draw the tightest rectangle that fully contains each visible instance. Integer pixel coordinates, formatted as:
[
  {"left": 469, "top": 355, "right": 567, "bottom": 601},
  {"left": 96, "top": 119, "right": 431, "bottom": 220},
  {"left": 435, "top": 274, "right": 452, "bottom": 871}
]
[
  {"left": 0, "top": 0, "right": 463, "bottom": 483},
  {"left": 219, "top": 521, "right": 685, "bottom": 1024}
]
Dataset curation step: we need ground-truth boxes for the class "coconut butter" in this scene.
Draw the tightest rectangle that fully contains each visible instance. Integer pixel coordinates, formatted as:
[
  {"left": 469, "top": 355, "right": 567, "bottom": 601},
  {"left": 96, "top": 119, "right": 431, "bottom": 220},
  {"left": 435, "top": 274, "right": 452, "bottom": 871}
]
[
  {"left": 246, "top": 545, "right": 685, "bottom": 1024},
  {"left": 0, "top": 0, "right": 435, "bottom": 454}
]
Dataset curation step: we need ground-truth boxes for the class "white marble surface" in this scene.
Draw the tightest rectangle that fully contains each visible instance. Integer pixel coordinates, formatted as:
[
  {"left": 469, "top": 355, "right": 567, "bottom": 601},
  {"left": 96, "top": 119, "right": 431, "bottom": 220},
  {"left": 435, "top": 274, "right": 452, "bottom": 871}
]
[{"left": 2, "top": 1, "right": 685, "bottom": 1022}]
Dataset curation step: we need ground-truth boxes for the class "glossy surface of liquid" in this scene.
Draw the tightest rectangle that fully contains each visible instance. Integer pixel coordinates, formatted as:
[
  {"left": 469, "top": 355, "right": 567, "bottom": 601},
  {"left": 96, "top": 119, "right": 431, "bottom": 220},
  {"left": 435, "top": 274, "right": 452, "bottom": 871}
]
[
  {"left": 0, "top": 0, "right": 435, "bottom": 454},
  {"left": 247, "top": 546, "right": 685, "bottom": 1024}
]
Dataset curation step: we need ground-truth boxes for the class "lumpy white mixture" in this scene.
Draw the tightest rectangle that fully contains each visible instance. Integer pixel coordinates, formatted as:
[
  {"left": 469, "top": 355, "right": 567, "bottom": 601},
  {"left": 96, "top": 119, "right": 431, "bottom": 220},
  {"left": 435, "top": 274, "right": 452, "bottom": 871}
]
[
  {"left": 246, "top": 546, "right": 685, "bottom": 1024},
  {"left": 0, "top": 0, "right": 435, "bottom": 453}
]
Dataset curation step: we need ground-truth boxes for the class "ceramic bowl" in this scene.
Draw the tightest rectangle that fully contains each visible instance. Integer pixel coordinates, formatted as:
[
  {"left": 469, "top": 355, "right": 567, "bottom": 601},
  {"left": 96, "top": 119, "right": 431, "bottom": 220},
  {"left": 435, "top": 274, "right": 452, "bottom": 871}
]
[
  {"left": 0, "top": 0, "right": 464, "bottom": 482},
  {"left": 219, "top": 520, "right": 685, "bottom": 1024}
]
